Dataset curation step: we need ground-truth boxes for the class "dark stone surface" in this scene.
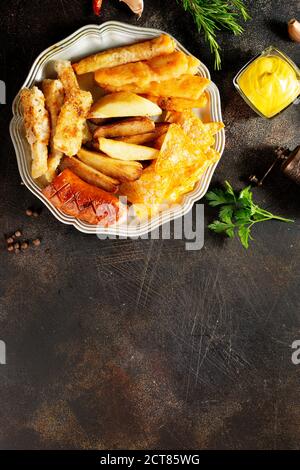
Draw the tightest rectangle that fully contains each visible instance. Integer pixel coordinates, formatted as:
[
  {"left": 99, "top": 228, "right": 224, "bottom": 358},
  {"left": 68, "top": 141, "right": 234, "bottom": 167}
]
[{"left": 0, "top": 0, "right": 300, "bottom": 450}]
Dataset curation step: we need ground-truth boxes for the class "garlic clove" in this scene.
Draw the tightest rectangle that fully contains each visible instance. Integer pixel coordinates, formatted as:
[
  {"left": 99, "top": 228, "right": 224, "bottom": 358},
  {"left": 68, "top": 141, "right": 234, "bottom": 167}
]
[
  {"left": 120, "top": 0, "right": 144, "bottom": 18},
  {"left": 288, "top": 18, "right": 300, "bottom": 43}
]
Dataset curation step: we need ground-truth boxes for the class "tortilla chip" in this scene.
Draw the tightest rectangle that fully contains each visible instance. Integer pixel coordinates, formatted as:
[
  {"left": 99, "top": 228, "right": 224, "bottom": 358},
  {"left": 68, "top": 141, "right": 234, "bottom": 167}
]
[{"left": 120, "top": 114, "right": 223, "bottom": 218}]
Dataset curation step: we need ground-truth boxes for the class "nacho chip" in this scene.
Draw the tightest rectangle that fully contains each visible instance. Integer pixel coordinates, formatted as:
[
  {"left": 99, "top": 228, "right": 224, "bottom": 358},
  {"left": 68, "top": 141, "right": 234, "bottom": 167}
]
[
  {"left": 120, "top": 113, "right": 224, "bottom": 219},
  {"left": 176, "top": 110, "right": 224, "bottom": 149},
  {"left": 120, "top": 162, "right": 168, "bottom": 218}
]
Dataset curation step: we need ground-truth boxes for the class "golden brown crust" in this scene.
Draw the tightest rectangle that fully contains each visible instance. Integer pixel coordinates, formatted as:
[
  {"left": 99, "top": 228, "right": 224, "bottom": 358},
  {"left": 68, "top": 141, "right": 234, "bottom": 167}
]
[
  {"left": 93, "top": 117, "right": 155, "bottom": 139},
  {"left": 53, "top": 89, "right": 93, "bottom": 156},
  {"left": 94, "top": 51, "right": 189, "bottom": 88},
  {"left": 52, "top": 61, "right": 93, "bottom": 157},
  {"left": 73, "top": 34, "right": 175, "bottom": 75},
  {"left": 77, "top": 148, "right": 143, "bottom": 182},
  {"left": 59, "top": 155, "right": 119, "bottom": 193},
  {"left": 101, "top": 75, "right": 210, "bottom": 100},
  {"left": 42, "top": 79, "right": 65, "bottom": 181},
  {"left": 143, "top": 93, "right": 208, "bottom": 111},
  {"left": 20, "top": 86, "right": 50, "bottom": 179}
]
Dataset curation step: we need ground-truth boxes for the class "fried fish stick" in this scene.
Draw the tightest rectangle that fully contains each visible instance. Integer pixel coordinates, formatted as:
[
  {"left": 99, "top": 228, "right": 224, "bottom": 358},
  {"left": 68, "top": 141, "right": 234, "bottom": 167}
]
[
  {"left": 82, "top": 121, "right": 92, "bottom": 143},
  {"left": 102, "top": 75, "right": 210, "bottom": 100},
  {"left": 42, "top": 79, "right": 65, "bottom": 123},
  {"left": 20, "top": 87, "right": 50, "bottom": 179},
  {"left": 55, "top": 60, "right": 93, "bottom": 144},
  {"left": 53, "top": 61, "right": 93, "bottom": 156},
  {"left": 73, "top": 34, "right": 175, "bottom": 75},
  {"left": 144, "top": 93, "right": 208, "bottom": 112},
  {"left": 42, "top": 79, "right": 65, "bottom": 181},
  {"left": 94, "top": 51, "right": 189, "bottom": 87},
  {"left": 54, "top": 90, "right": 93, "bottom": 156},
  {"left": 93, "top": 117, "right": 155, "bottom": 139},
  {"left": 55, "top": 60, "right": 79, "bottom": 95}
]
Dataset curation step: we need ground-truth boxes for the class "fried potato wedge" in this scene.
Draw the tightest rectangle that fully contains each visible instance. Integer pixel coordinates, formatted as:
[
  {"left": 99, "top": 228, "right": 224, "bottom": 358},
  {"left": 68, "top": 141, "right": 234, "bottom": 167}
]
[
  {"left": 102, "top": 75, "right": 210, "bottom": 100},
  {"left": 20, "top": 86, "right": 50, "bottom": 179},
  {"left": 89, "top": 117, "right": 108, "bottom": 125},
  {"left": 152, "top": 133, "right": 167, "bottom": 150},
  {"left": 164, "top": 111, "right": 183, "bottom": 123},
  {"left": 93, "top": 117, "right": 155, "bottom": 139},
  {"left": 114, "top": 132, "right": 156, "bottom": 145},
  {"left": 115, "top": 122, "right": 170, "bottom": 145},
  {"left": 73, "top": 34, "right": 175, "bottom": 75},
  {"left": 94, "top": 51, "right": 189, "bottom": 88},
  {"left": 99, "top": 138, "right": 159, "bottom": 161},
  {"left": 77, "top": 148, "right": 143, "bottom": 182},
  {"left": 144, "top": 93, "right": 208, "bottom": 112},
  {"left": 88, "top": 92, "right": 162, "bottom": 119},
  {"left": 60, "top": 156, "right": 119, "bottom": 193}
]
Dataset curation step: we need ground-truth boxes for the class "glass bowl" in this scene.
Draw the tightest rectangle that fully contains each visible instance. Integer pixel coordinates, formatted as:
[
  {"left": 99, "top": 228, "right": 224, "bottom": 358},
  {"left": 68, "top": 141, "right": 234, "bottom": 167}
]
[{"left": 233, "top": 46, "right": 300, "bottom": 119}]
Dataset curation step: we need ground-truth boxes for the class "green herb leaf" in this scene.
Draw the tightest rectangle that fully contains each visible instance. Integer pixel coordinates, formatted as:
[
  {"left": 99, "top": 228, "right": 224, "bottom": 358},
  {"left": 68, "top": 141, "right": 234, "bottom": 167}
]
[
  {"left": 225, "top": 227, "right": 235, "bottom": 238},
  {"left": 206, "top": 181, "right": 293, "bottom": 248},
  {"left": 239, "top": 185, "right": 252, "bottom": 204},
  {"left": 224, "top": 181, "right": 236, "bottom": 199},
  {"left": 219, "top": 205, "right": 234, "bottom": 223},
  {"left": 238, "top": 225, "right": 250, "bottom": 249},
  {"left": 208, "top": 220, "right": 234, "bottom": 233},
  {"left": 235, "top": 208, "right": 251, "bottom": 223},
  {"left": 206, "top": 188, "right": 235, "bottom": 206}
]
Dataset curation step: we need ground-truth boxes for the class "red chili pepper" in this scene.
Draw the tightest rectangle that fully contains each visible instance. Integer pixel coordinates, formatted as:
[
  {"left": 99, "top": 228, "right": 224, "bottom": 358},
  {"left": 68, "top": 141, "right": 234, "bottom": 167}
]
[{"left": 93, "top": 0, "right": 103, "bottom": 16}]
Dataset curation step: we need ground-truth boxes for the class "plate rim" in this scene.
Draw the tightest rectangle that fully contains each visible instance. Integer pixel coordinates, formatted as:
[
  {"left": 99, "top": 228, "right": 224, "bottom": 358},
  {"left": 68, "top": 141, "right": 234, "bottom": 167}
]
[{"left": 9, "top": 21, "right": 225, "bottom": 236}]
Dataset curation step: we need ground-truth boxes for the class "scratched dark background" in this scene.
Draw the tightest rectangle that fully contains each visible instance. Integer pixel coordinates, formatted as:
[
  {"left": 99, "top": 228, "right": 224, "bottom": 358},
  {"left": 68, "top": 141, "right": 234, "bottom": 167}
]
[{"left": 0, "top": 0, "right": 300, "bottom": 450}]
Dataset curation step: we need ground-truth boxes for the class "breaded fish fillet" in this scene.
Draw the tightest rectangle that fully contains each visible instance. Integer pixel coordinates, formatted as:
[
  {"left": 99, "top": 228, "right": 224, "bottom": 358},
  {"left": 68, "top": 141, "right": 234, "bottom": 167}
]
[
  {"left": 20, "top": 86, "right": 50, "bottom": 179},
  {"left": 94, "top": 51, "right": 190, "bottom": 88},
  {"left": 102, "top": 75, "right": 210, "bottom": 100}
]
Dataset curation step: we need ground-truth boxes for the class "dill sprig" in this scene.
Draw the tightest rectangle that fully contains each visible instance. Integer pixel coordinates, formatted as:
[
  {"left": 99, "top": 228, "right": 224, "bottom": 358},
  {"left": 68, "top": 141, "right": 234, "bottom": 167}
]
[{"left": 179, "top": 0, "right": 251, "bottom": 69}]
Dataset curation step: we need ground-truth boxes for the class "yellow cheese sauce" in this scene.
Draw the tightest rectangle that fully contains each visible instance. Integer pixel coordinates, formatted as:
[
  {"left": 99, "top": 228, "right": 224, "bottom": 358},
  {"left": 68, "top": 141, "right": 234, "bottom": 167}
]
[{"left": 238, "top": 55, "right": 300, "bottom": 118}]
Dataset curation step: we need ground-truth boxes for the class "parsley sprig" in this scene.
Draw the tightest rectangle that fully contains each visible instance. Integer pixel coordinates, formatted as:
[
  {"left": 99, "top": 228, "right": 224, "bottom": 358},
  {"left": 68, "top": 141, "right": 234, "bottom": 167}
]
[
  {"left": 206, "top": 182, "right": 293, "bottom": 248},
  {"left": 179, "top": 0, "right": 250, "bottom": 69}
]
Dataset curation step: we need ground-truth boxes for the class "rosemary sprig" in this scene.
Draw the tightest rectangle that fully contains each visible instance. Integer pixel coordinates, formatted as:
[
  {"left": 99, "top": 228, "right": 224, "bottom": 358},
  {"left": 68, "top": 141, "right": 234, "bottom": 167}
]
[{"left": 179, "top": 0, "right": 250, "bottom": 69}]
